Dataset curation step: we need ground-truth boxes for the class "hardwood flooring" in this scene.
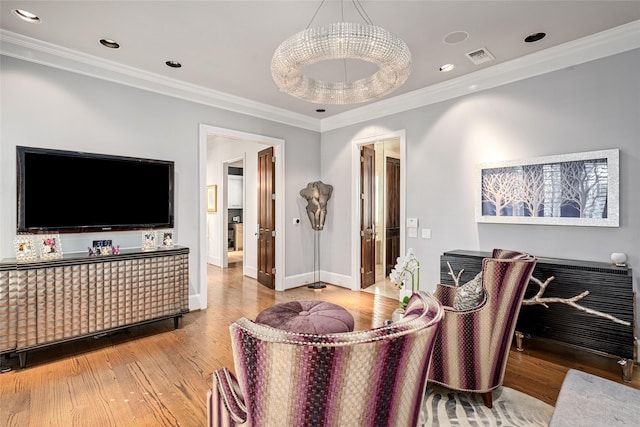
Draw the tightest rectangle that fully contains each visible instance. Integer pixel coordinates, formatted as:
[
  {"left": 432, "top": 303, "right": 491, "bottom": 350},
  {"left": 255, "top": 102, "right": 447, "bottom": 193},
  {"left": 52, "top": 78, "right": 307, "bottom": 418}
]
[{"left": 1, "top": 263, "right": 638, "bottom": 426}]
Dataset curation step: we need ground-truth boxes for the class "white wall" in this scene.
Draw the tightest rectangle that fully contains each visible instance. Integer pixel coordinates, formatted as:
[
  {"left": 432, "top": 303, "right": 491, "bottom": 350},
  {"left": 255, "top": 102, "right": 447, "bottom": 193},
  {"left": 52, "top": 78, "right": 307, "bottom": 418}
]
[
  {"left": 0, "top": 56, "right": 321, "bottom": 307},
  {"left": 321, "top": 48, "right": 640, "bottom": 328}
]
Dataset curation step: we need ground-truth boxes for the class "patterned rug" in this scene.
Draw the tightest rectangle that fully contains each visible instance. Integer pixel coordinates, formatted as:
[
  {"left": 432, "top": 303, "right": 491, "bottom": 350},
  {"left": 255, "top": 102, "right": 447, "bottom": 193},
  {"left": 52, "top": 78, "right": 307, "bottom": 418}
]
[{"left": 421, "top": 385, "right": 554, "bottom": 426}]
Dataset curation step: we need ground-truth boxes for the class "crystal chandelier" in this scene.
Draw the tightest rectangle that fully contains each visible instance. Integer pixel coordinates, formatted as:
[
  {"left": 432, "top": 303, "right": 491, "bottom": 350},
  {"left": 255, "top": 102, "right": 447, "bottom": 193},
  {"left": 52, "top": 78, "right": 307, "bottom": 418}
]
[{"left": 271, "top": 2, "right": 411, "bottom": 105}]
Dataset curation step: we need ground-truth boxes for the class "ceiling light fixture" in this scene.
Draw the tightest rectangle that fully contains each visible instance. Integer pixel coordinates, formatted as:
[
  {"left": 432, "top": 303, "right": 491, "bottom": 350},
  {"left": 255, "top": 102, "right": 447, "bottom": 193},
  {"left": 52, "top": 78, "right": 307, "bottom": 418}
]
[
  {"left": 12, "top": 9, "right": 41, "bottom": 23},
  {"left": 524, "top": 32, "right": 546, "bottom": 43},
  {"left": 100, "top": 39, "right": 120, "bottom": 49},
  {"left": 439, "top": 64, "right": 456, "bottom": 72},
  {"left": 271, "top": 0, "right": 411, "bottom": 105}
]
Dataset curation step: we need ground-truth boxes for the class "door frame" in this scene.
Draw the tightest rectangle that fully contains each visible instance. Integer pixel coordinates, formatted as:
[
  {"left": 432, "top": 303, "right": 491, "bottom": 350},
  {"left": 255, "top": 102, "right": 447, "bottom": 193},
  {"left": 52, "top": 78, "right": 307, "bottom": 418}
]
[
  {"left": 350, "top": 130, "right": 406, "bottom": 291},
  {"left": 199, "top": 124, "right": 286, "bottom": 310}
]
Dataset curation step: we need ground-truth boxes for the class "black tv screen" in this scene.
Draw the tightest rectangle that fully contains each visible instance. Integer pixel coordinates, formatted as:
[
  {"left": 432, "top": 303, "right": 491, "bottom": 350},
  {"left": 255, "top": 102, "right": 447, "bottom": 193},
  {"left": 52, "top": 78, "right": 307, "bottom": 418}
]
[{"left": 17, "top": 146, "right": 174, "bottom": 233}]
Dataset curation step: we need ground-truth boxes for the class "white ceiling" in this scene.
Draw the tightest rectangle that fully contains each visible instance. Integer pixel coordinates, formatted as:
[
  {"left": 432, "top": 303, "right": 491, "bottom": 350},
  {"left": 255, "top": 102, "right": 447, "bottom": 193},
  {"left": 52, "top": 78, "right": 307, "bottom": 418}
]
[{"left": 2, "top": 1, "right": 640, "bottom": 124}]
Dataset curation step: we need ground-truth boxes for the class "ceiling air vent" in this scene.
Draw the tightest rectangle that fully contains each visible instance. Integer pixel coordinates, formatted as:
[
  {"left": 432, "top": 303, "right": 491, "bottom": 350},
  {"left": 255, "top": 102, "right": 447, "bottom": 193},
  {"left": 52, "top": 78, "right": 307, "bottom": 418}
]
[{"left": 465, "top": 47, "right": 495, "bottom": 65}]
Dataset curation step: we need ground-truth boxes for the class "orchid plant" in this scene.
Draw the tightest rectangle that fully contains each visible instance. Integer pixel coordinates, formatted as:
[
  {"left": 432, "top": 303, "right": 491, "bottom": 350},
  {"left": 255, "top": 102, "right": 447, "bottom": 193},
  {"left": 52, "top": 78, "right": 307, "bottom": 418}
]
[{"left": 389, "top": 248, "right": 420, "bottom": 308}]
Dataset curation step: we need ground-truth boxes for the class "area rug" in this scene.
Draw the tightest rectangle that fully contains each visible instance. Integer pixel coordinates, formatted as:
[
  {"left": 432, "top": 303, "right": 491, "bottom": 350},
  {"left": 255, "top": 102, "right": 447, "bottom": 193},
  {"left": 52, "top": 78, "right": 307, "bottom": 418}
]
[{"left": 421, "top": 385, "right": 554, "bottom": 427}]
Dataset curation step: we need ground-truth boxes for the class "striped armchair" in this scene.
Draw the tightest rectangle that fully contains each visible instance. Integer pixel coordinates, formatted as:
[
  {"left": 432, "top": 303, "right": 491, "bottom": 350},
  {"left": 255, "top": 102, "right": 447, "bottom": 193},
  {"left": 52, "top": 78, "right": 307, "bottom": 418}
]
[
  {"left": 208, "top": 291, "right": 444, "bottom": 427},
  {"left": 428, "top": 249, "right": 537, "bottom": 408}
]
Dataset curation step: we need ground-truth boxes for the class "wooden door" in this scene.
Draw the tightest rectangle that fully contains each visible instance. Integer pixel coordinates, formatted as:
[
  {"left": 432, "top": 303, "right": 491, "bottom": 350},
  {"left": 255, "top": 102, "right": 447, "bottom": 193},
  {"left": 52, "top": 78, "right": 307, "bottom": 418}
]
[
  {"left": 257, "top": 147, "right": 275, "bottom": 288},
  {"left": 360, "top": 145, "right": 376, "bottom": 288},
  {"left": 385, "top": 156, "right": 400, "bottom": 276}
]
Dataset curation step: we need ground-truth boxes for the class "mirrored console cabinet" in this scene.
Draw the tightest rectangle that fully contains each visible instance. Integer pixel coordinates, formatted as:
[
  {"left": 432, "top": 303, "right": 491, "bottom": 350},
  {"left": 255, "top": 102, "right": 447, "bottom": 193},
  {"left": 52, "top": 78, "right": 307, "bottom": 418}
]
[{"left": 0, "top": 246, "right": 189, "bottom": 368}]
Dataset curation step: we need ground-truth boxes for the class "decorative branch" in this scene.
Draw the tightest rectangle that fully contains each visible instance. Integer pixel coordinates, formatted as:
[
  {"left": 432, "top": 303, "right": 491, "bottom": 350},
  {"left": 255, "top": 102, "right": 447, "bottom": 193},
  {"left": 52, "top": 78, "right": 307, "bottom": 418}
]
[
  {"left": 522, "top": 275, "right": 630, "bottom": 326},
  {"left": 446, "top": 262, "right": 463, "bottom": 286},
  {"left": 445, "top": 264, "right": 631, "bottom": 327}
]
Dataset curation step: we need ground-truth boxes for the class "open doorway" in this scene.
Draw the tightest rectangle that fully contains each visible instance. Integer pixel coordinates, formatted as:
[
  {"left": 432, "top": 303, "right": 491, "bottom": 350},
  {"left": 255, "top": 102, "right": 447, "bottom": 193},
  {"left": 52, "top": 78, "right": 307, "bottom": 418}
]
[
  {"left": 198, "top": 124, "right": 285, "bottom": 310},
  {"left": 351, "top": 131, "right": 405, "bottom": 298}
]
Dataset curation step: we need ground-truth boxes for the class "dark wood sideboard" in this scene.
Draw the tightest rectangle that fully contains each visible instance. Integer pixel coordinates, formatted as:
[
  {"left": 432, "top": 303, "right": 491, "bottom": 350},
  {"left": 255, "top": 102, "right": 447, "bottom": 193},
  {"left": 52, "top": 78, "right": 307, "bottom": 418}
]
[
  {"left": 440, "top": 250, "right": 635, "bottom": 378},
  {"left": 0, "top": 246, "right": 189, "bottom": 368}
]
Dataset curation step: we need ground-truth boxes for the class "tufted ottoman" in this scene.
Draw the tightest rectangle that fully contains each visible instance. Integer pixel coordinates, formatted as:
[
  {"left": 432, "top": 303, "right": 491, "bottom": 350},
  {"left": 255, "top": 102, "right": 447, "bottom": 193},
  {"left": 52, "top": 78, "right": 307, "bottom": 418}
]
[{"left": 255, "top": 300, "right": 354, "bottom": 334}]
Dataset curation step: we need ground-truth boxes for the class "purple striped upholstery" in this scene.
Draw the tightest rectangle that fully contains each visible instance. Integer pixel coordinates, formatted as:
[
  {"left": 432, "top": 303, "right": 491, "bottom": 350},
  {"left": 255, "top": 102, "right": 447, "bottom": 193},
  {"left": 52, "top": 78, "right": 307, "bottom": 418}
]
[
  {"left": 428, "top": 250, "right": 537, "bottom": 408},
  {"left": 209, "top": 291, "right": 444, "bottom": 427}
]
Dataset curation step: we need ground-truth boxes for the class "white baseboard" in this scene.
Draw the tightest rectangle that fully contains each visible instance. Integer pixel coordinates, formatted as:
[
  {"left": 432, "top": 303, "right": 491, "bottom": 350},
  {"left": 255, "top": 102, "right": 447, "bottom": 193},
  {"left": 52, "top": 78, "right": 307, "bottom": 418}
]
[
  {"left": 189, "top": 294, "right": 201, "bottom": 311},
  {"left": 284, "top": 272, "right": 316, "bottom": 290},
  {"left": 244, "top": 265, "right": 257, "bottom": 279},
  {"left": 208, "top": 256, "right": 221, "bottom": 266},
  {"left": 284, "top": 270, "right": 352, "bottom": 290},
  {"left": 320, "top": 270, "right": 352, "bottom": 290}
]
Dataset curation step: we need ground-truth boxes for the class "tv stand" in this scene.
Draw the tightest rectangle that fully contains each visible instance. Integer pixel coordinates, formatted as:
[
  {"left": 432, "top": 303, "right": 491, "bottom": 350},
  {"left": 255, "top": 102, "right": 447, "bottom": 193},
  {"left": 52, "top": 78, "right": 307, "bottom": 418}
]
[{"left": 0, "top": 246, "right": 189, "bottom": 368}]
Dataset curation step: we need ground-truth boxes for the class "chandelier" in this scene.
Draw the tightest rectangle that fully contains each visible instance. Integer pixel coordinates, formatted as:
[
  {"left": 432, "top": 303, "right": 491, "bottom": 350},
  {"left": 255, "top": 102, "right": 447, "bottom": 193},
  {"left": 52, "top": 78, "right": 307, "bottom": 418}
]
[{"left": 271, "top": 2, "right": 411, "bottom": 105}]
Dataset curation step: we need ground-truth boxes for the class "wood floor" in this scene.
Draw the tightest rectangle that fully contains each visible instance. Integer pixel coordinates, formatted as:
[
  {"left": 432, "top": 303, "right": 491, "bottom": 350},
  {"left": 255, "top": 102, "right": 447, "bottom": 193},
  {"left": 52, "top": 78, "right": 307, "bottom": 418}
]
[{"left": 1, "top": 263, "right": 638, "bottom": 426}]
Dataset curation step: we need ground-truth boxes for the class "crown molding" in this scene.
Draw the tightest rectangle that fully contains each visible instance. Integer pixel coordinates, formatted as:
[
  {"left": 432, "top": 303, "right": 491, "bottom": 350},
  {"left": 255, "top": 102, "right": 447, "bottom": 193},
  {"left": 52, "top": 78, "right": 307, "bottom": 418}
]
[
  {"left": 2, "top": 20, "right": 639, "bottom": 135},
  {"left": 0, "top": 29, "right": 321, "bottom": 132},
  {"left": 321, "top": 19, "right": 640, "bottom": 132}
]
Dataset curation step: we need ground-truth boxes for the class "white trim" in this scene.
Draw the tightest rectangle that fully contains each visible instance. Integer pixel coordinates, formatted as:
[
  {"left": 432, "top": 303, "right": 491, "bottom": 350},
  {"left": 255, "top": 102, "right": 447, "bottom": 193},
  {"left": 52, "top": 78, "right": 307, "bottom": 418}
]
[
  {"left": 351, "top": 130, "right": 406, "bottom": 291},
  {"left": 2, "top": 20, "right": 639, "bottom": 133},
  {"left": 0, "top": 30, "right": 320, "bottom": 132},
  {"left": 320, "top": 270, "right": 352, "bottom": 290},
  {"left": 321, "top": 20, "right": 640, "bottom": 132},
  {"left": 199, "top": 124, "right": 286, "bottom": 309},
  {"left": 284, "top": 272, "right": 316, "bottom": 290},
  {"left": 283, "top": 270, "right": 352, "bottom": 291},
  {"left": 189, "top": 294, "right": 201, "bottom": 312}
]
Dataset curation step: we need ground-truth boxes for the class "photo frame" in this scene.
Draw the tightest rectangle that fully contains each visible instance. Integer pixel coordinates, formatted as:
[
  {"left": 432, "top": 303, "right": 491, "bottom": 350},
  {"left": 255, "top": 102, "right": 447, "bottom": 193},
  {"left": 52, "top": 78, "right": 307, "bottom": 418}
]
[
  {"left": 159, "top": 229, "right": 175, "bottom": 248},
  {"left": 207, "top": 185, "right": 217, "bottom": 212},
  {"left": 14, "top": 235, "right": 37, "bottom": 262},
  {"left": 141, "top": 230, "right": 157, "bottom": 250},
  {"left": 39, "top": 234, "right": 63, "bottom": 259},
  {"left": 476, "top": 149, "right": 619, "bottom": 227}
]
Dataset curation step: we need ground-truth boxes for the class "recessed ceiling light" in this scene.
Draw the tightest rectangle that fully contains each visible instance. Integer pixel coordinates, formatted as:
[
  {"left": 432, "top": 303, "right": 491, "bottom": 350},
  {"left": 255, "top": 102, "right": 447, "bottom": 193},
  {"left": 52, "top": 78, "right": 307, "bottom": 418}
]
[
  {"left": 439, "top": 64, "right": 456, "bottom": 73},
  {"left": 165, "top": 61, "right": 182, "bottom": 68},
  {"left": 524, "top": 32, "right": 546, "bottom": 43},
  {"left": 99, "top": 39, "right": 120, "bottom": 49},
  {"left": 315, "top": 108, "right": 326, "bottom": 113},
  {"left": 13, "top": 9, "right": 41, "bottom": 23}
]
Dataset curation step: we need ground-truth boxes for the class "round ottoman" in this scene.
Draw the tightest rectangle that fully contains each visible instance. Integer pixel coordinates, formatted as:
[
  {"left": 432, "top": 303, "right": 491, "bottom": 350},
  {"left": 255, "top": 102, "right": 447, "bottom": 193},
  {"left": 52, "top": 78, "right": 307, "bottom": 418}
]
[{"left": 255, "top": 300, "right": 354, "bottom": 334}]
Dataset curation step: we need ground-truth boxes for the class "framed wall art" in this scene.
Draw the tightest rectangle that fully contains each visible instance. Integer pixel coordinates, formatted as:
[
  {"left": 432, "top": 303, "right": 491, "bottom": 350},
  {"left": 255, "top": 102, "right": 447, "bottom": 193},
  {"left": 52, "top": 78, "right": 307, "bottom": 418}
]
[
  {"left": 207, "top": 185, "right": 217, "bottom": 213},
  {"left": 141, "top": 230, "right": 157, "bottom": 250},
  {"left": 14, "top": 235, "right": 37, "bottom": 262},
  {"left": 475, "top": 149, "right": 619, "bottom": 227},
  {"left": 39, "top": 234, "right": 63, "bottom": 259}
]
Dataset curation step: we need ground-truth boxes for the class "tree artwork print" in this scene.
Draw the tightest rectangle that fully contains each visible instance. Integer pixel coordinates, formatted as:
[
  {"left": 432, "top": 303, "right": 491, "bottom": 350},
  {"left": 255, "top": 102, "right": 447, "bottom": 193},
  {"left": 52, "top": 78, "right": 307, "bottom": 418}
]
[{"left": 477, "top": 149, "right": 619, "bottom": 227}]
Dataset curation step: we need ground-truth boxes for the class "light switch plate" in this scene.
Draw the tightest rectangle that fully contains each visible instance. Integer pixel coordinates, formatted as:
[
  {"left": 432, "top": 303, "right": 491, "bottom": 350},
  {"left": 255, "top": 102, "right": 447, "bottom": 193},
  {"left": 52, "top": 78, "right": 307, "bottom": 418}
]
[
  {"left": 422, "top": 228, "right": 432, "bottom": 239},
  {"left": 407, "top": 217, "right": 418, "bottom": 228},
  {"left": 408, "top": 228, "right": 418, "bottom": 238}
]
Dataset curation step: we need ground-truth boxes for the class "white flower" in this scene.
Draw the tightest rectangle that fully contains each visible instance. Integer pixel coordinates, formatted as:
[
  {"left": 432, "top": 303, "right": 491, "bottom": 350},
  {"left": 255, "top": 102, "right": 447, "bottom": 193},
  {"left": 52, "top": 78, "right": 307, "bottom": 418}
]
[{"left": 389, "top": 248, "right": 420, "bottom": 291}]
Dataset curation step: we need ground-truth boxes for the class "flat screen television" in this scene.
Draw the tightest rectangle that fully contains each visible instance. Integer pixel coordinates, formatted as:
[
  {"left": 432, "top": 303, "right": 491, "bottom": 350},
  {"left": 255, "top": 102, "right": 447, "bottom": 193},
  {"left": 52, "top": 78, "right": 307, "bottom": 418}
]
[{"left": 17, "top": 146, "right": 174, "bottom": 233}]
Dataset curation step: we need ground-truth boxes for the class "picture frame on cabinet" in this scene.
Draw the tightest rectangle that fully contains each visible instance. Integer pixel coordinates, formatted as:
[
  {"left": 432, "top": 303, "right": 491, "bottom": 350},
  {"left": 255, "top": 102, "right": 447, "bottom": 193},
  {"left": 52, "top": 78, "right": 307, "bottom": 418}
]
[
  {"left": 141, "top": 230, "right": 157, "bottom": 251},
  {"left": 14, "top": 235, "right": 37, "bottom": 262},
  {"left": 39, "top": 234, "right": 63, "bottom": 259},
  {"left": 207, "top": 185, "right": 217, "bottom": 212},
  {"left": 160, "top": 229, "right": 175, "bottom": 248}
]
